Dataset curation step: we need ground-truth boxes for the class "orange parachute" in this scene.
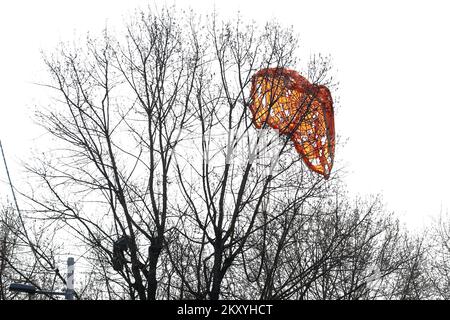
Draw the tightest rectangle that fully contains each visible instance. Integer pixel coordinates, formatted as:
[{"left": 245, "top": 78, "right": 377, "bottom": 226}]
[{"left": 249, "top": 68, "right": 335, "bottom": 179}]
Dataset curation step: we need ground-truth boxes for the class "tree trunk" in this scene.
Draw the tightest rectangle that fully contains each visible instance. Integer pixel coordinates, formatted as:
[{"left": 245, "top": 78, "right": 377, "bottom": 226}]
[
  {"left": 147, "top": 238, "right": 162, "bottom": 300},
  {"left": 210, "top": 243, "right": 224, "bottom": 300}
]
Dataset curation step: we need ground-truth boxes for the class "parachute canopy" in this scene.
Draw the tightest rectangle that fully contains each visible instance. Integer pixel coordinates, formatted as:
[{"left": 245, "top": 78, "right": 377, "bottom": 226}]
[{"left": 249, "top": 68, "right": 335, "bottom": 179}]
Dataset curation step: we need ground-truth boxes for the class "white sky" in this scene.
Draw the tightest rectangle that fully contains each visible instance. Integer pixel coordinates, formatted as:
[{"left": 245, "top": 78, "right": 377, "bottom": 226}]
[{"left": 0, "top": 0, "right": 449, "bottom": 230}]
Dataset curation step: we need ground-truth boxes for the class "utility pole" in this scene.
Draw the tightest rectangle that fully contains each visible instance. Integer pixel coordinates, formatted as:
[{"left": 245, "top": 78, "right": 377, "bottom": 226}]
[{"left": 66, "top": 257, "right": 75, "bottom": 300}]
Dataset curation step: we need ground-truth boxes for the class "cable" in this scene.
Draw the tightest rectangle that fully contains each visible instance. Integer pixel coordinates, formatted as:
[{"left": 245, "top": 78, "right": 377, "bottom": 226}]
[{"left": 0, "top": 140, "right": 22, "bottom": 218}]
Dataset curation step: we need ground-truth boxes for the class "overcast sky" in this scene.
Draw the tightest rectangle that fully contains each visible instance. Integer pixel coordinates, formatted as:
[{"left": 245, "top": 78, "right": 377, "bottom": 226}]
[{"left": 0, "top": 0, "right": 449, "bottom": 229}]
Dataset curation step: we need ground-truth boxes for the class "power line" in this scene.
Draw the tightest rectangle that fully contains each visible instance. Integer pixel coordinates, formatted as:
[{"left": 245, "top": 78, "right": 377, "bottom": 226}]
[{"left": 0, "top": 139, "right": 22, "bottom": 218}]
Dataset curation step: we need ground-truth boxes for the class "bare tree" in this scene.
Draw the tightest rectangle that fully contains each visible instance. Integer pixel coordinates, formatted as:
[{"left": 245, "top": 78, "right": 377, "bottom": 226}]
[
  {"left": 24, "top": 7, "right": 203, "bottom": 300},
  {"left": 220, "top": 190, "right": 424, "bottom": 300},
  {"left": 425, "top": 213, "right": 450, "bottom": 299},
  {"left": 162, "top": 13, "right": 341, "bottom": 300},
  {"left": 21, "top": 6, "right": 339, "bottom": 300},
  {"left": 0, "top": 205, "right": 16, "bottom": 300}
]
